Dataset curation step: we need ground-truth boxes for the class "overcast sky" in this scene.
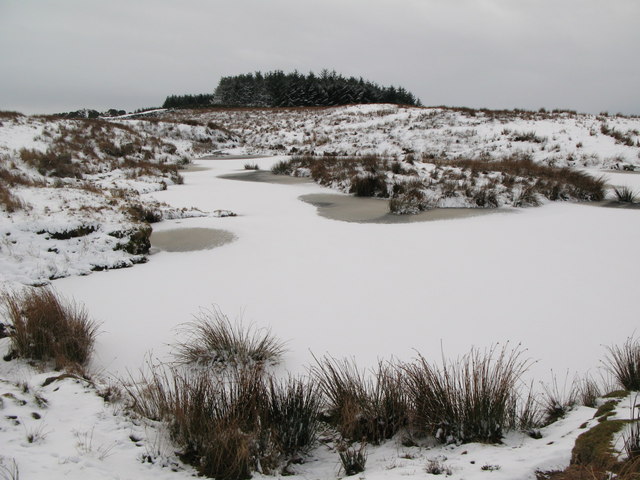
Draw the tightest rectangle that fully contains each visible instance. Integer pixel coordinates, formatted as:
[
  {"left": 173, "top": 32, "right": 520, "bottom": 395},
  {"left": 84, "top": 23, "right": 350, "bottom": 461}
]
[{"left": 1, "top": 0, "right": 638, "bottom": 115}]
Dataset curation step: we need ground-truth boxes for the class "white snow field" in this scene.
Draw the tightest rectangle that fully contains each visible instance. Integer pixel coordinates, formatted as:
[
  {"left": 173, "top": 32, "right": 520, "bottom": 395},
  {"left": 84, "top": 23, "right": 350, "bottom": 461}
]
[
  {"left": 50, "top": 155, "right": 640, "bottom": 382},
  {"left": 2, "top": 105, "right": 640, "bottom": 479}
]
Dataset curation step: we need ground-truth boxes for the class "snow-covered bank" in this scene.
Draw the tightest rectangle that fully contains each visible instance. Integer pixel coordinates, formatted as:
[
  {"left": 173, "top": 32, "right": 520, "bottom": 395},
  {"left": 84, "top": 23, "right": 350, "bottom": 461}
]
[{"left": 0, "top": 113, "right": 239, "bottom": 284}]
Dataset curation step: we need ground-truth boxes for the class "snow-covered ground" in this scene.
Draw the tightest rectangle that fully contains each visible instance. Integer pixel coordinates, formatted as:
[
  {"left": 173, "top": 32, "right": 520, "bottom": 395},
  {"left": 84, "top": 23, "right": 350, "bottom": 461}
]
[
  {"left": 165, "top": 104, "right": 640, "bottom": 170},
  {"left": 0, "top": 113, "right": 238, "bottom": 284},
  {"left": 2, "top": 106, "right": 640, "bottom": 479}
]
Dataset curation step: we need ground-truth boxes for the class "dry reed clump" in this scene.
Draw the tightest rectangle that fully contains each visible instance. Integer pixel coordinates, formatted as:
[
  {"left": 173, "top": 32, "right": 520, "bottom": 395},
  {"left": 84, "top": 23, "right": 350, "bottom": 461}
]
[
  {"left": 402, "top": 344, "right": 531, "bottom": 444},
  {"left": 540, "top": 374, "right": 579, "bottom": 425},
  {"left": 173, "top": 308, "right": 286, "bottom": 368},
  {"left": 577, "top": 375, "right": 603, "bottom": 409},
  {"left": 337, "top": 441, "right": 368, "bottom": 476},
  {"left": 603, "top": 337, "right": 640, "bottom": 391},
  {"left": 264, "top": 376, "right": 323, "bottom": 458},
  {"left": 124, "top": 365, "right": 321, "bottom": 479},
  {"left": 1, "top": 287, "right": 98, "bottom": 369},
  {"left": 311, "top": 357, "right": 408, "bottom": 444}
]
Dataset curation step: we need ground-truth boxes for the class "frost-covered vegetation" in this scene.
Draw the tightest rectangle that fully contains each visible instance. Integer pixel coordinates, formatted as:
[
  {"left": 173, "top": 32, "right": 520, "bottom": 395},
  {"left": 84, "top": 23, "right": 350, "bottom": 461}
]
[
  {"left": 0, "top": 111, "right": 238, "bottom": 284},
  {"left": 271, "top": 154, "right": 607, "bottom": 212},
  {"left": 161, "top": 104, "right": 640, "bottom": 171}
]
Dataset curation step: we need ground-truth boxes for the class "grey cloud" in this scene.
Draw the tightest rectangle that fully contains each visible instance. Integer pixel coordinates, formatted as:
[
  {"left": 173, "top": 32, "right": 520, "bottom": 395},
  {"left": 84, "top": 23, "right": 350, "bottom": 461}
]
[{"left": 0, "top": 0, "right": 638, "bottom": 114}]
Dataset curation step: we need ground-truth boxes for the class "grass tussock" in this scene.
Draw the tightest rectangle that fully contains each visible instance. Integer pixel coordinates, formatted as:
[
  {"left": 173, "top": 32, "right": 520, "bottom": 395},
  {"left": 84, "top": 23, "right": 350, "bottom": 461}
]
[
  {"left": 124, "top": 365, "right": 320, "bottom": 478},
  {"left": 613, "top": 186, "right": 638, "bottom": 203},
  {"left": 271, "top": 159, "right": 293, "bottom": 175},
  {"left": 1, "top": 287, "right": 98, "bottom": 369},
  {"left": 350, "top": 173, "right": 389, "bottom": 197},
  {"left": 604, "top": 337, "right": 640, "bottom": 391},
  {"left": 540, "top": 374, "right": 579, "bottom": 425},
  {"left": 402, "top": 344, "right": 530, "bottom": 444},
  {"left": 264, "top": 376, "right": 323, "bottom": 458},
  {"left": 173, "top": 308, "right": 286, "bottom": 367},
  {"left": 312, "top": 357, "right": 408, "bottom": 444},
  {"left": 338, "top": 441, "right": 367, "bottom": 476},
  {"left": 577, "top": 376, "right": 602, "bottom": 409}
]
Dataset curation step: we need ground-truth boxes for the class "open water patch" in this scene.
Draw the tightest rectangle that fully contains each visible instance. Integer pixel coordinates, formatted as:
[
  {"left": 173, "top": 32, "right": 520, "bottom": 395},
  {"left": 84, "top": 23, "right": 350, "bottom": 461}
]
[
  {"left": 150, "top": 228, "right": 236, "bottom": 252},
  {"left": 300, "top": 193, "right": 506, "bottom": 224}
]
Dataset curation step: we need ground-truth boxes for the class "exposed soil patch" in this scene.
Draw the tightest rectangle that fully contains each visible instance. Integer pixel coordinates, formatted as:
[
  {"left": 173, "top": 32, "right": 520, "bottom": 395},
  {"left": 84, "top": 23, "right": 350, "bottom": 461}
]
[{"left": 150, "top": 227, "right": 236, "bottom": 252}]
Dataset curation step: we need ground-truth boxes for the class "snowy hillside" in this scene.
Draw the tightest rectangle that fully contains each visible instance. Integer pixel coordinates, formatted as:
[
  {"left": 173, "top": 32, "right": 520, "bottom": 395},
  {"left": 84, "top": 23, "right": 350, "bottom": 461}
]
[{"left": 162, "top": 104, "right": 640, "bottom": 170}]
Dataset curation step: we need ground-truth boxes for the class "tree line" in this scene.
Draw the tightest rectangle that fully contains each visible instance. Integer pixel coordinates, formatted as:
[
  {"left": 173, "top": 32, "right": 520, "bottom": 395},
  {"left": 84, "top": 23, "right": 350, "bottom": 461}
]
[{"left": 162, "top": 70, "right": 421, "bottom": 109}]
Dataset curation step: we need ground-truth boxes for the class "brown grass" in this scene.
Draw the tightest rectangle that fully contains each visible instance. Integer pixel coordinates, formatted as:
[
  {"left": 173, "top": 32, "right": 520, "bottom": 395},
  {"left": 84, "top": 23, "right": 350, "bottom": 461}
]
[
  {"left": 1, "top": 287, "right": 98, "bottom": 369},
  {"left": 311, "top": 356, "right": 408, "bottom": 444},
  {"left": 402, "top": 344, "right": 531, "bottom": 444},
  {"left": 125, "top": 365, "right": 320, "bottom": 478}
]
